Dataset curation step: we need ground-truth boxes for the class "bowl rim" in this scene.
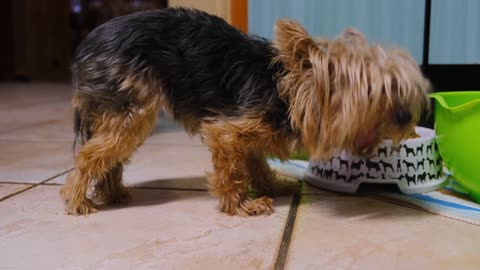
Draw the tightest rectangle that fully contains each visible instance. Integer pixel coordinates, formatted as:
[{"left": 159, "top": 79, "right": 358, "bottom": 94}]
[{"left": 380, "top": 126, "right": 435, "bottom": 145}]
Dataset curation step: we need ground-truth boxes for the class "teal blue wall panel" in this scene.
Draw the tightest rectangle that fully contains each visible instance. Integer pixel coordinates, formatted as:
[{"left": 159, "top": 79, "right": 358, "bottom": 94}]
[
  {"left": 429, "top": 0, "right": 480, "bottom": 64},
  {"left": 249, "top": 0, "right": 425, "bottom": 63}
]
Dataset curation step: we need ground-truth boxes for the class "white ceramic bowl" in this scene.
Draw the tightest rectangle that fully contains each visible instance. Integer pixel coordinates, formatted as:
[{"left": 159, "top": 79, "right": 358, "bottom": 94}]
[{"left": 304, "top": 127, "right": 448, "bottom": 194}]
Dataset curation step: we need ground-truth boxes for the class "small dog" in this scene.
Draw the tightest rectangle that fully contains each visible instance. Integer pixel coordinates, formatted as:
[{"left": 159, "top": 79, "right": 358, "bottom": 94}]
[{"left": 61, "top": 8, "right": 430, "bottom": 216}]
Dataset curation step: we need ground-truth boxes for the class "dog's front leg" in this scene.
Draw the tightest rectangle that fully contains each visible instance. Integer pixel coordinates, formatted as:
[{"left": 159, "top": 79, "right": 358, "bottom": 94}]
[{"left": 202, "top": 123, "right": 273, "bottom": 216}]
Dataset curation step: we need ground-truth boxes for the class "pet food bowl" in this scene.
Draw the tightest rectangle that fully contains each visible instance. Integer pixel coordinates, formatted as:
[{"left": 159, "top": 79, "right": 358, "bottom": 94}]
[
  {"left": 304, "top": 127, "right": 448, "bottom": 194},
  {"left": 430, "top": 91, "right": 480, "bottom": 203}
]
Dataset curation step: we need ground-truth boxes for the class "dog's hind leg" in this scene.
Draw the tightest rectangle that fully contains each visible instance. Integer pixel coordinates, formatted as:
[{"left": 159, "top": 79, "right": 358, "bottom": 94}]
[
  {"left": 92, "top": 162, "right": 131, "bottom": 205},
  {"left": 61, "top": 92, "right": 161, "bottom": 215}
]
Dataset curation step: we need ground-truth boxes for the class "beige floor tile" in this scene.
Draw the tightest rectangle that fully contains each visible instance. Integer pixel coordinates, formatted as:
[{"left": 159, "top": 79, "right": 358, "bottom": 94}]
[
  {"left": 50, "top": 144, "right": 212, "bottom": 190},
  {"left": 0, "top": 101, "right": 73, "bottom": 134},
  {"left": 0, "top": 117, "right": 74, "bottom": 142},
  {"left": 4, "top": 124, "right": 202, "bottom": 146},
  {"left": 0, "top": 83, "right": 73, "bottom": 110},
  {"left": 0, "top": 122, "right": 201, "bottom": 145},
  {"left": 0, "top": 104, "right": 200, "bottom": 147},
  {"left": 0, "top": 184, "right": 32, "bottom": 200},
  {"left": 0, "top": 84, "right": 73, "bottom": 133},
  {"left": 0, "top": 185, "right": 292, "bottom": 270},
  {"left": 285, "top": 194, "right": 480, "bottom": 270},
  {"left": 0, "top": 142, "right": 73, "bottom": 183}
]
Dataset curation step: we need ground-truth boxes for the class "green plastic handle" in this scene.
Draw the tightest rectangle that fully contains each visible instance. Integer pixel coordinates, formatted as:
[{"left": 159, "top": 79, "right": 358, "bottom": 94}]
[{"left": 430, "top": 92, "right": 480, "bottom": 114}]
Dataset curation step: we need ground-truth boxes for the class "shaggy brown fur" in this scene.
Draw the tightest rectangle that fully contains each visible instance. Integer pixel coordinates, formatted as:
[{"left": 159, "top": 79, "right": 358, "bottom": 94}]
[
  {"left": 62, "top": 8, "right": 430, "bottom": 216},
  {"left": 274, "top": 21, "right": 430, "bottom": 159}
]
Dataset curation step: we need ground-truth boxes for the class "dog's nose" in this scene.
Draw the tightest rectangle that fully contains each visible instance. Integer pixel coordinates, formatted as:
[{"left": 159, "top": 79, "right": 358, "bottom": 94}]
[{"left": 395, "top": 109, "right": 411, "bottom": 126}]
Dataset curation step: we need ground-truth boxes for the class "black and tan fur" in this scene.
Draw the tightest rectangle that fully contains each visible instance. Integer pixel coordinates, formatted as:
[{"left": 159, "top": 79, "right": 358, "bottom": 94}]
[{"left": 62, "top": 8, "right": 430, "bottom": 216}]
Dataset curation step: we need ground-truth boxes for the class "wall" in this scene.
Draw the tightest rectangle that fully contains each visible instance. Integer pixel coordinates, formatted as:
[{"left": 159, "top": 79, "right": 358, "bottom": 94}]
[
  {"left": 0, "top": 0, "right": 14, "bottom": 80},
  {"left": 249, "top": 0, "right": 480, "bottom": 65},
  {"left": 429, "top": 0, "right": 480, "bottom": 64},
  {"left": 169, "top": 0, "right": 231, "bottom": 22},
  {"left": 12, "top": 0, "right": 71, "bottom": 81},
  {"left": 249, "top": 0, "right": 425, "bottom": 63}
]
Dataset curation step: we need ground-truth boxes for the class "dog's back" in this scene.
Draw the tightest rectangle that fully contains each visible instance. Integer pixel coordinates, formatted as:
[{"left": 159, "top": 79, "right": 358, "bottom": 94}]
[
  {"left": 62, "top": 8, "right": 296, "bottom": 215},
  {"left": 72, "top": 8, "right": 288, "bottom": 137}
]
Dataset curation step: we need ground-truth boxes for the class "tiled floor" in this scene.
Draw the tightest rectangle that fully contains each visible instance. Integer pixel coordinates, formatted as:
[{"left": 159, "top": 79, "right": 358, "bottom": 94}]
[{"left": 1, "top": 83, "right": 479, "bottom": 270}]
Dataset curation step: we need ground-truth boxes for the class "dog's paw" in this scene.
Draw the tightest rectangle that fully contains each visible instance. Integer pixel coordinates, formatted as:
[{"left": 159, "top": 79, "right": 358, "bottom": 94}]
[
  {"left": 59, "top": 185, "right": 71, "bottom": 203},
  {"left": 238, "top": 196, "right": 274, "bottom": 216},
  {"left": 218, "top": 194, "right": 274, "bottom": 216},
  {"left": 65, "top": 199, "right": 98, "bottom": 215}
]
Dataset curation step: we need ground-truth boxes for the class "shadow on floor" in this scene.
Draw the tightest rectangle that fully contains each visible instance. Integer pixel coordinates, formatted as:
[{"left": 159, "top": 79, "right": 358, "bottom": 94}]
[
  {"left": 132, "top": 176, "right": 208, "bottom": 191},
  {"left": 101, "top": 177, "right": 295, "bottom": 212}
]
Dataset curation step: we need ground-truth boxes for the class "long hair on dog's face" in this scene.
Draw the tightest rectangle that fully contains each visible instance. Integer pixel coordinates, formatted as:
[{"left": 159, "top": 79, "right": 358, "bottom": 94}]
[{"left": 273, "top": 20, "right": 430, "bottom": 159}]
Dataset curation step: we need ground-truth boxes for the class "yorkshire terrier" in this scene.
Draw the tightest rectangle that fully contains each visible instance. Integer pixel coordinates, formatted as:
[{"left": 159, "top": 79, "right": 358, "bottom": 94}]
[{"left": 61, "top": 7, "right": 430, "bottom": 216}]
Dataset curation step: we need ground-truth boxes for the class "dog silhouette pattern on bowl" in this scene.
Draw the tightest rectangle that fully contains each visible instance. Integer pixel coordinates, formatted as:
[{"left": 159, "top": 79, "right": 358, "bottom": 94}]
[{"left": 305, "top": 127, "right": 448, "bottom": 194}]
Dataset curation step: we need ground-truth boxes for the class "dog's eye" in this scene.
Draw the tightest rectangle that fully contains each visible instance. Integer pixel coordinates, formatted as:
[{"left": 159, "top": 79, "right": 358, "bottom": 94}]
[{"left": 395, "top": 109, "right": 411, "bottom": 126}]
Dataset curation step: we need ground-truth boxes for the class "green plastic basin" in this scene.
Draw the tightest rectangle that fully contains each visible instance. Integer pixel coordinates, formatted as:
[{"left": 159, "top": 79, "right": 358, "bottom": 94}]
[{"left": 430, "top": 91, "right": 480, "bottom": 203}]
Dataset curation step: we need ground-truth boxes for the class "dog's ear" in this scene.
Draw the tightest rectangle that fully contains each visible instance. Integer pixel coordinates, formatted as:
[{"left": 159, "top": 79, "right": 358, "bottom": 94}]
[
  {"left": 273, "top": 19, "right": 319, "bottom": 71},
  {"left": 338, "top": 27, "right": 366, "bottom": 45},
  {"left": 273, "top": 20, "right": 331, "bottom": 157}
]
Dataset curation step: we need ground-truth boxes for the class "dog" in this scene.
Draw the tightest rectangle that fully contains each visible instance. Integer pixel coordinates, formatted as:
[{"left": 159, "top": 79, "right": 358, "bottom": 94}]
[
  {"left": 324, "top": 169, "right": 334, "bottom": 180},
  {"left": 402, "top": 160, "right": 416, "bottom": 172},
  {"left": 337, "top": 157, "right": 349, "bottom": 170},
  {"left": 417, "top": 172, "right": 427, "bottom": 184},
  {"left": 416, "top": 144, "right": 424, "bottom": 155},
  {"left": 405, "top": 173, "right": 417, "bottom": 186},
  {"left": 377, "top": 146, "right": 388, "bottom": 157},
  {"left": 347, "top": 173, "right": 364, "bottom": 183},
  {"left": 61, "top": 8, "right": 430, "bottom": 216},
  {"left": 426, "top": 143, "right": 433, "bottom": 154},
  {"left": 403, "top": 144, "right": 416, "bottom": 157},
  {"left": 426, "top": 157, "right": 435, "bottom": 168},
  {"left": 416, "top": 158, "right": 426, "bottom": 170},
  {"left": 436, "top": 167, "right": 444, "bottom": 179},
  {"left": 351, "top": 160, "right": 364, "bottom": 170},
  {"left": 378, "top": 160, "right": 394, "bottom": 172},
  {"left": 311, "top": 166, "right": 324, "bottom": 177},
  {"left": 366, "top": 159, "right": 381, "bottom": 172},
  {"left": 334, "top": 171, "right": 348, "bottom": 182}
]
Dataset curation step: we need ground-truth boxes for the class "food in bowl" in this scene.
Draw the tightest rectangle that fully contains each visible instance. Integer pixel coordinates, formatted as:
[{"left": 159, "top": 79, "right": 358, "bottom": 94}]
[
  {"left": 408, "top": 132, "right": 421, "bottom": 139},
  {"left": 304, "top": 127, "right": 448, "bottom": 194}
]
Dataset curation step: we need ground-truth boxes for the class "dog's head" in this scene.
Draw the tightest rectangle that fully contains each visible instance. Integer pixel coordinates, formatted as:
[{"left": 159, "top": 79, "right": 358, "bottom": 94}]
[{"left": 273, "top": 20, "right": 430, "bottom": 160}]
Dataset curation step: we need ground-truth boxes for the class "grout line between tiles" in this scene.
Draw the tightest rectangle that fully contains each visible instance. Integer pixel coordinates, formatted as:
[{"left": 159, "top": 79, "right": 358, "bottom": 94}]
[
  {"left": 0, "top": 180, "right": 210, "bottom": 192},
  {"left": 274, "top": 193, "right": 301, "bottom": 270},
  {"left": 0, "top": 169, "right": 73, "bottom": 203},
  {"left": 131, "top": 186, "right": 208, "bottom": 192},
  {"left": 0, "top": 181, "right": 39, "bottom": 185}
]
